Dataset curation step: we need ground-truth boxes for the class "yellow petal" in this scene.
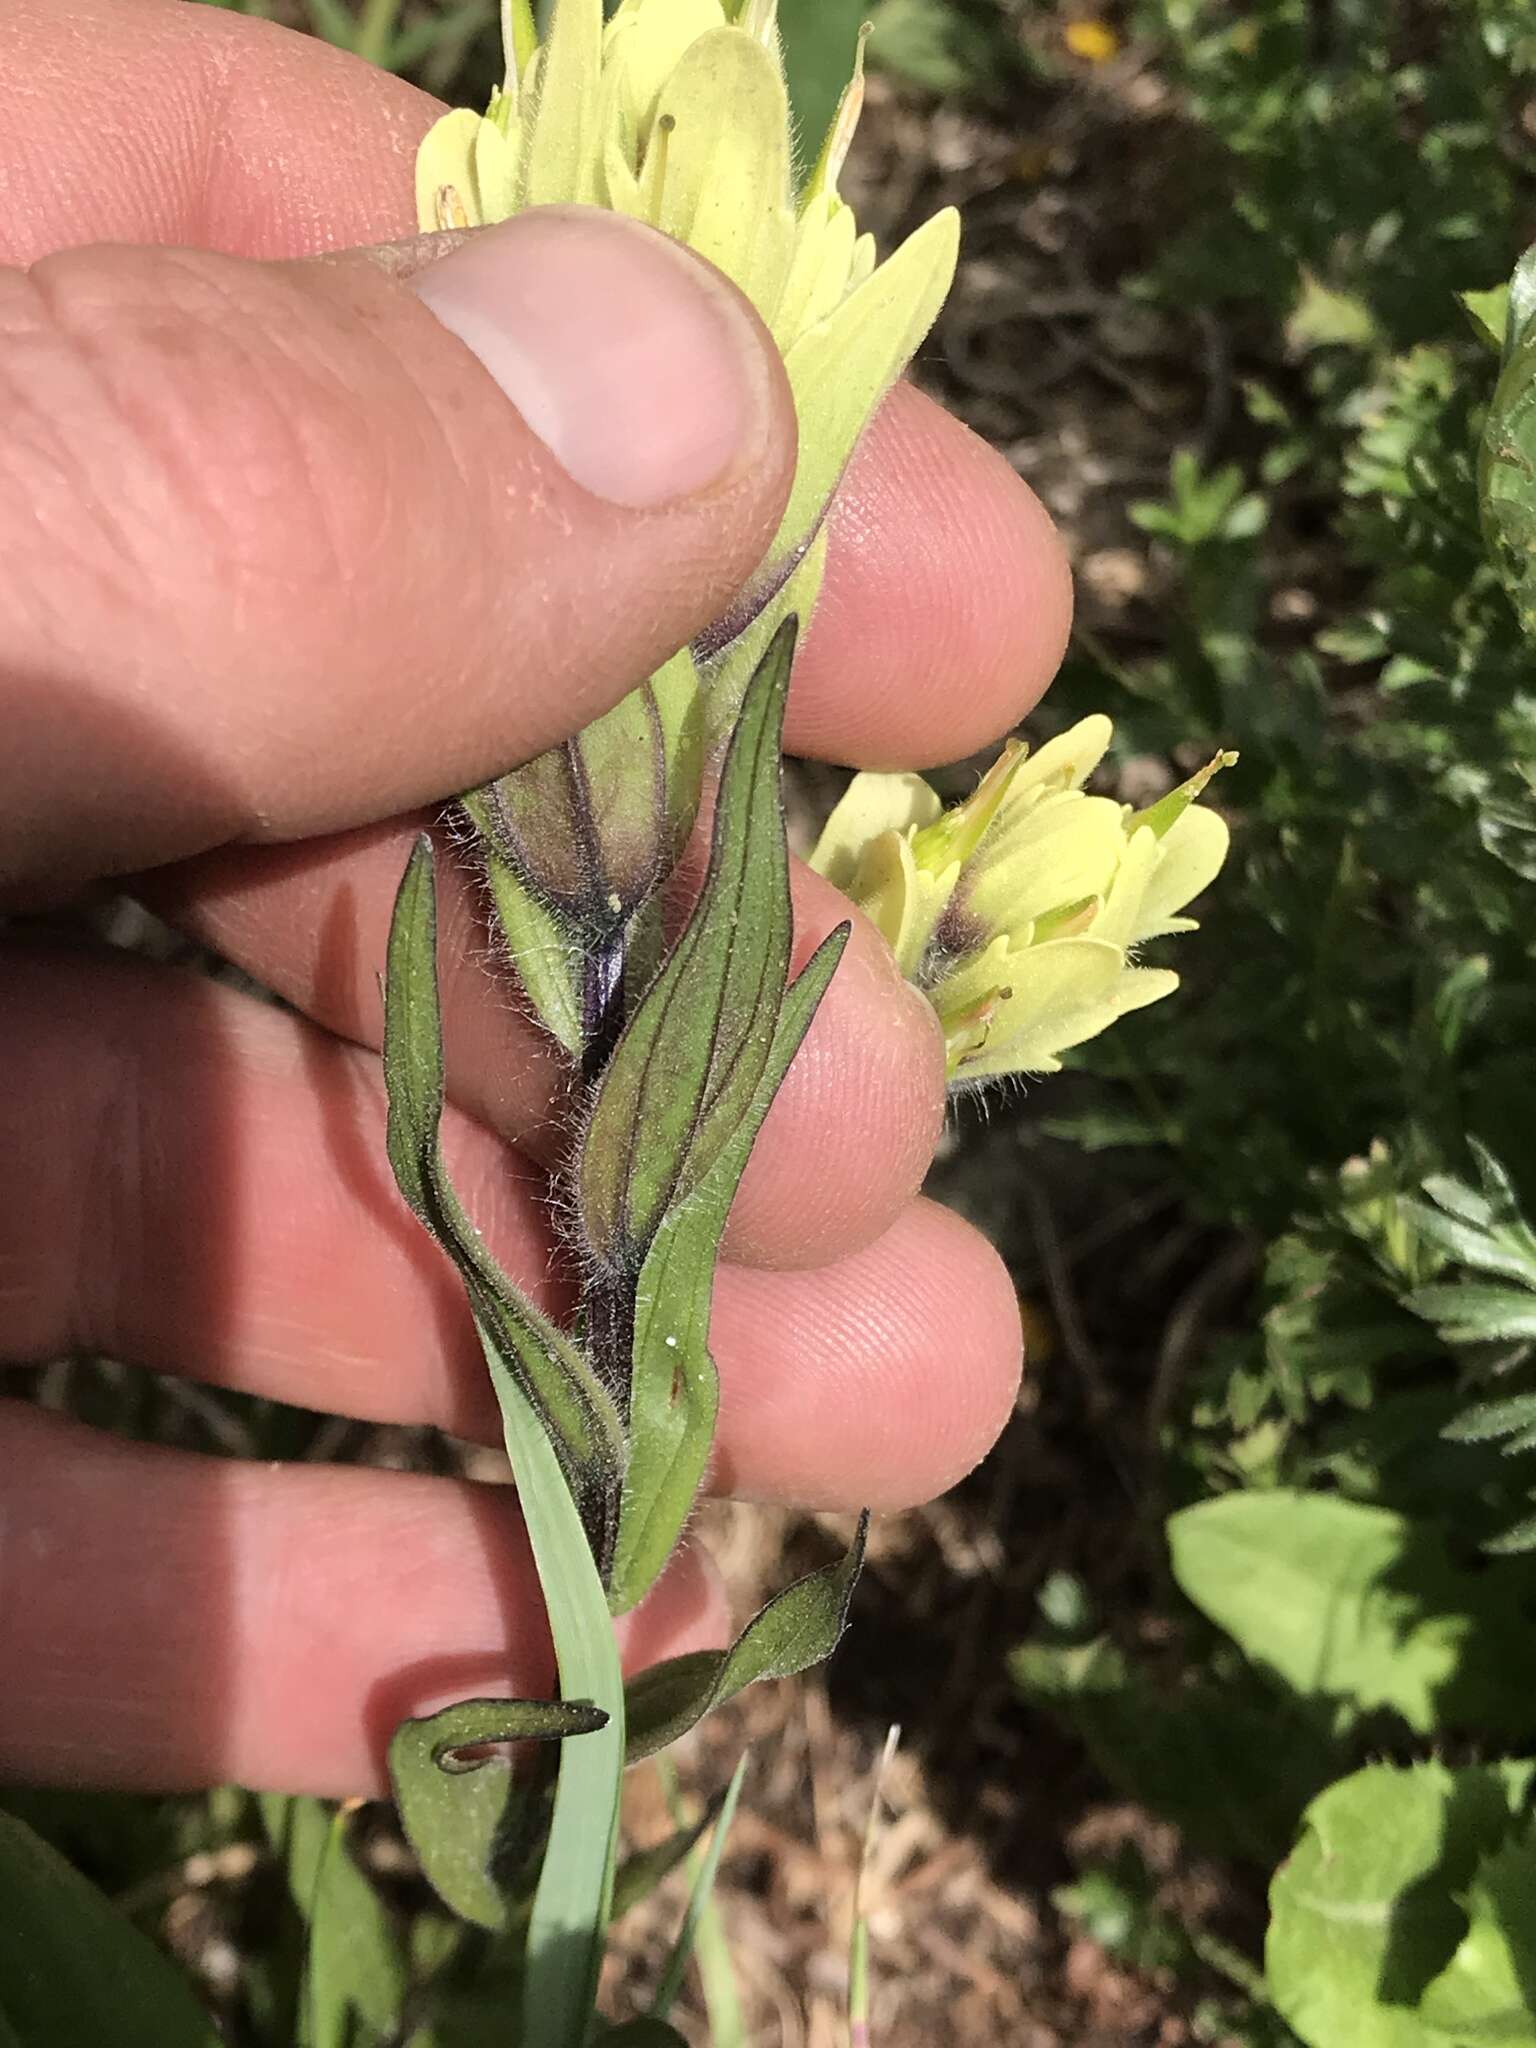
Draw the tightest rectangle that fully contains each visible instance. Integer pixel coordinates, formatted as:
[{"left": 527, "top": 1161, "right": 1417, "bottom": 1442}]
[
  {"left": 640, "top": 27, "right": 796, "bottom": 320},
  {"left": 809, "top": 771, "right": 943, "bottom": 892},
  {"left": 1111, "top": 966, "right": 1180, "bottom": 1017},
  {"left": 1089, "top": 823, "right": 1157, "bottom": 950},
  {"left": 473, "top": 113, "right": 521, "bottom": 220},
  {"left": 949, "top": 936, "right": 1124, "bottom": 1080},
  {"left": 967, "top": 793, "right": 1126, "bottom": 933},
  {"left": 521, "top": 0, "right": 604, "bottom": 207},
  {"left": 602, "top": 0, "right": 725, "bottom": 156},
  {"left": 414, "top": 108, "right": 489, "bottom": 232},
  {"left": 842, "top": 828, "right": 955, "bottom": 977},
  {"left": 501, "top": 0, "right": 538, "bottom": 89},
  {"left": 776, "top": 208, "right": 959, "bottom": 563},
  {"left": 772, "top": 201, "right": 858, "bottom": 350},
  {"left": 1005, "top": 715, "right": 1114, "bottom": 802},
  {"left": 1136, "top": 807, "right": 1231, "bottom": 939}
]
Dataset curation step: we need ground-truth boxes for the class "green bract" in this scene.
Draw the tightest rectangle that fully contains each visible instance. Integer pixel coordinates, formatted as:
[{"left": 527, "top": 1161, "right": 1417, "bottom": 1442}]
[{"left": 809, "top": 718, "right": 1234, "bottom": 1083}]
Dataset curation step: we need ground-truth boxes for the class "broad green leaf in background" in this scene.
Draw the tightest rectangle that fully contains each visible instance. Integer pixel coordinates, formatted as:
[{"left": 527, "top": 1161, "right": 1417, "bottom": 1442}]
[
  {"left": 0, "top": 1811, "right": 221, "bottom": 2048},
  {"left": 258, "top": 1796, "right": 406, "bottom": 2048},
  {"left": 625, "top": 1517, "right": 867, "bottom": 1759},
  {"left": 863, "top": 0, "right": 1014, "bottom": 98},
  {"left": 1419, "top": 1825, "right": 1536, "bottom": 2043},
  {"left": 1267, "top": 1761, "right": 1535, "bottom": 2048},
  {"left": 1167, "top": 1491, "right": 1536, "bottom": 1736}
]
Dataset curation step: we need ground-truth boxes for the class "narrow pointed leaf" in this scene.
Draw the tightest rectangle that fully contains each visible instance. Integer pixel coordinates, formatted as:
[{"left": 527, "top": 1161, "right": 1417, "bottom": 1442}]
[
  {"left": 258, "top": 1796, "right": 405, "bottom": 2048},
  {"left": 485, "top": 1315, "right": 627, "bottom": 2048},
  {"left": 609, "top": 925, "right": 848, "bottom": 1611},
  {"left": 625, "top": 1516, "right": 867, "bottom": 1760},
  {"left": 612, "top": 1803, "right": 720, "bottom": 1921},
  {"left": 579, "top": 621, "right": 803, "bottom": 1269},
  {"left": 1408, "top": 1283, "right": 1536, "bottom": 1344},
  {"left": 652, "top": 1754, "right": 748, "bottom": 2021},
  {"left": 473, "top": 825, "right": 583, "bottom": 1056},
  {"left": 383, "top": 836, "right": 625, "bottom": 1561}
]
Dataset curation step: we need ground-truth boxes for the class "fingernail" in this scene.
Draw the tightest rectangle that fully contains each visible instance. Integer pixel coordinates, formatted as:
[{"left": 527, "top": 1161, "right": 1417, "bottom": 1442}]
[{"left": 410, "top": 207, "right": 772, "bottom": 510}]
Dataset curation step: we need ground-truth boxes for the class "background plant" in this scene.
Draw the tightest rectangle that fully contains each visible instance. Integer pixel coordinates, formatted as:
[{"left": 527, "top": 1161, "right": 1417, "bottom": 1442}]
[{"left": 13, "top": 1, "right": 1536, "bottom": 2043}]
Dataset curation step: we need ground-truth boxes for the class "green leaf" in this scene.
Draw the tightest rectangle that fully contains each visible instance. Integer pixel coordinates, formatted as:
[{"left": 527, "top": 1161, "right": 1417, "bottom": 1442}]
[
  {"left": 1168, "top": 1491, "right": 1536, "bottom": 1736},
  {"left": 1461, "top": 283, "right": 1512, "bottom": 352},
  {"left": 483, "top": 1315, "right": 628, "bottom": 2048},
  {"left": 652, "top": 1754, "right": 748, "bottom": 2021},
  {"left": 388, "top": 1697, "right": 608, "bottom": 1932},
  {"left": 383, "top": 835, "right": 625, "bottom": 1564},
  {"left": 258, "top": 1797, "right": 405, "bottom": 2048},
  {"left": 474, "top": 686, "right": 672, "bottom": 946},
  {"left": 0, "top": 1810, "right": 221, "bottom": 2048},
  {"left": 579, "top": 620, "right": 803, "bottom": 1268},
  {"left": 471, "top": 830, "right": 583, "bottom": 1056},
  {"left": 777, "top": 0, "right": 866, "bottom": 169},
  {"left": 1420, "top": 1826, "right": 1536, "bottom": 2042},
  {"left": 611, "top": 1805, "right": 718, "bottom": 1921},
  {"left": 1267, "top": 1761, "right": 1535, "bottom": 2048},
  {"left": 626, "top": 1516, "right": 866, "bottom": 1760},
  {"left": 1406, "top": 1284, "right": 1536, "bottom": 1345},
  {"left": 1480, "top": 249, "right": 1536, "bottom": 639},
  {"left": 1401, "top": 1202, "right": 1536, "bottom": 1288},
  {"left": 609, "top": 920, "right": 846, "bottom": 1610},
  {"left": 1443, "top": 1393, "right": 1536, "bottom": 1444},
  {"left": 599, "top": 2025, "right": 689, "bottom": 2046}
]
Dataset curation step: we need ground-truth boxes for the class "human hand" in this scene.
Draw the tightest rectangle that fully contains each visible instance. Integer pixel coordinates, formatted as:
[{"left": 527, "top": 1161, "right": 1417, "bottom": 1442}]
[{"left": 0, "top": 0, "right": 1071, "bottom": 1798}]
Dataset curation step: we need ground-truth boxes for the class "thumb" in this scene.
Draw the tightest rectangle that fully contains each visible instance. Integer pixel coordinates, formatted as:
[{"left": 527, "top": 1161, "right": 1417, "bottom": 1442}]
[{"left": 0, "top": 205, "right": 793, "bottom": 895}]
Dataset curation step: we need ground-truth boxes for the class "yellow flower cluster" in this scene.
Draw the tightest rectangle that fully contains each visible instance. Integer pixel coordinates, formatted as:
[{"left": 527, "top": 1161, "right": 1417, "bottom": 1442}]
[
  {"left": 811, "top": 718, "right": 1234, "bottom": 1084},
  {"left": 416, "top": 0, "right": 958, "bottom": 720}
]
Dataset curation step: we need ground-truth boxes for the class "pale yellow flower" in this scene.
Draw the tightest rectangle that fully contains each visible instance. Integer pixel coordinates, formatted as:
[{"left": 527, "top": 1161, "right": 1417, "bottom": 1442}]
[
  {"left": 811, "top": 718, "right": 1235, "bottom": 1083},
  {"left": 416, "top": 0, "right": 959, "bottom": 731}
]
